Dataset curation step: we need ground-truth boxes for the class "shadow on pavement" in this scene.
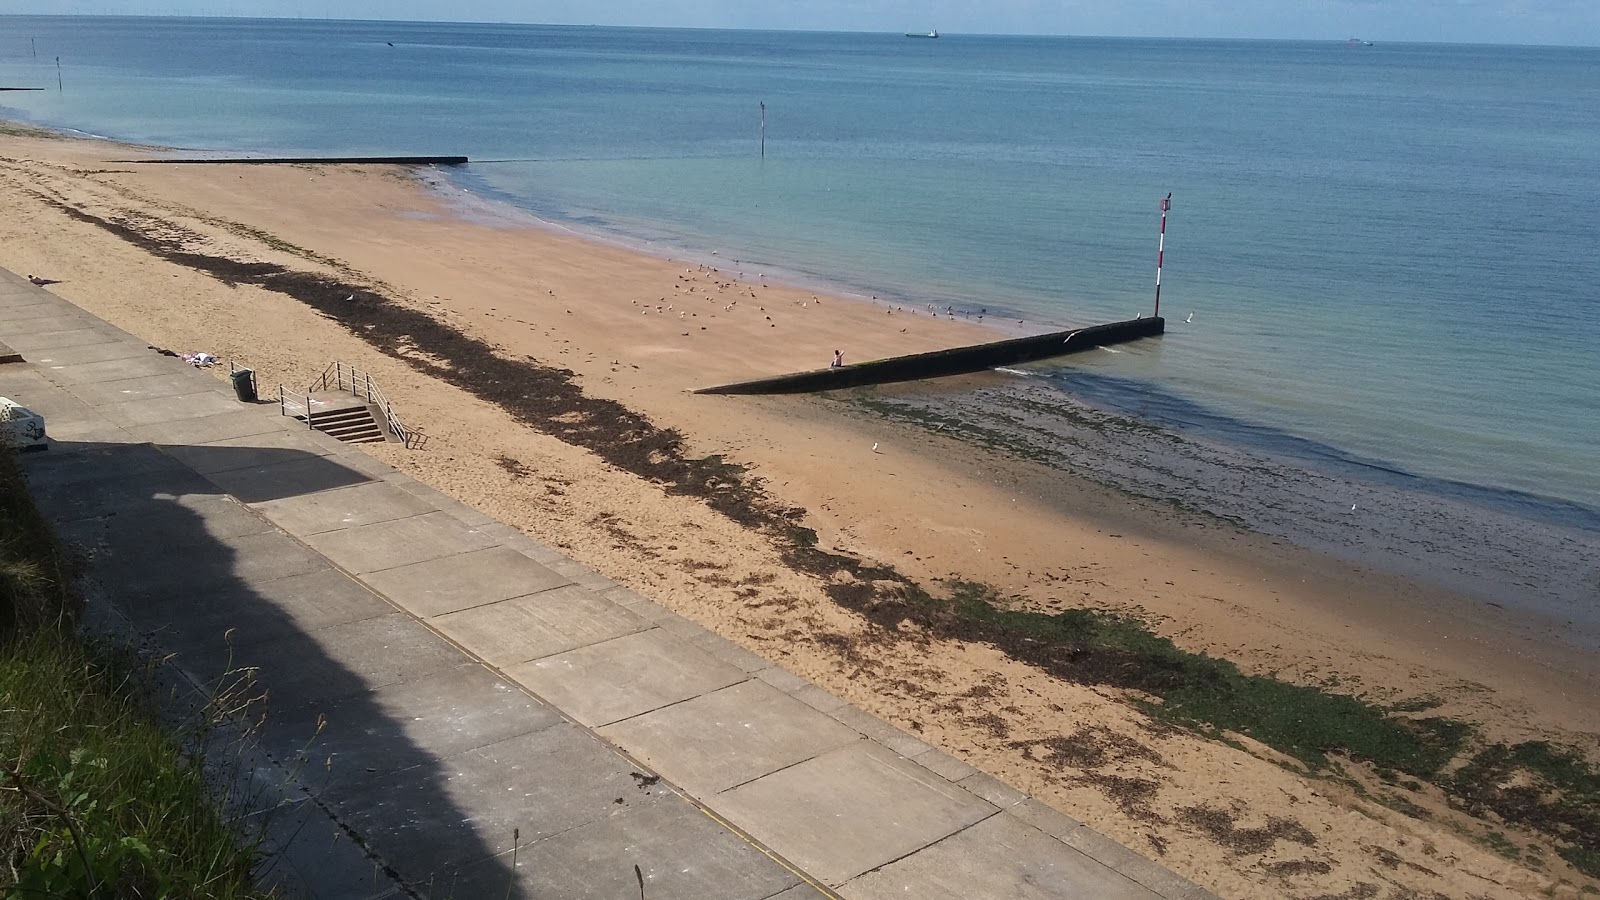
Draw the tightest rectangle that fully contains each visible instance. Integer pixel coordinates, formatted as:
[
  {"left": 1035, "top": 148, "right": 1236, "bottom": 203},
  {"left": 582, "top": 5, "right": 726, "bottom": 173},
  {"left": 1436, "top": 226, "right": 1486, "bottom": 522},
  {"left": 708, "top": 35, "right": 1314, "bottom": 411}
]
[{"left": 22, "top": 440, "right": 538, "bottom": 899}]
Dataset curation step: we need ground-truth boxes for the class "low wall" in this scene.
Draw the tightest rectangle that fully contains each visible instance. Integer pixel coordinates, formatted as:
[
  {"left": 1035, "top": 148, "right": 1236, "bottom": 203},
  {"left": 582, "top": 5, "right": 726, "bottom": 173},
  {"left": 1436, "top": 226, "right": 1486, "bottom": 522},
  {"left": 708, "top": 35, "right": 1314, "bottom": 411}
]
[{"left": 695, "top": 316, "right": 1164, "bottom": 395}]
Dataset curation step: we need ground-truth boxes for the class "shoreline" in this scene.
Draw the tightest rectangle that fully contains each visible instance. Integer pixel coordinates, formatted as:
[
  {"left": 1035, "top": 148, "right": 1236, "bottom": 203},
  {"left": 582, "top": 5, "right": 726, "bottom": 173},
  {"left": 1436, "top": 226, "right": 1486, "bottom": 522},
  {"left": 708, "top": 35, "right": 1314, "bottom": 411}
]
[{"left": 3, "top": 125, "right": 1597, "bottom": 896}]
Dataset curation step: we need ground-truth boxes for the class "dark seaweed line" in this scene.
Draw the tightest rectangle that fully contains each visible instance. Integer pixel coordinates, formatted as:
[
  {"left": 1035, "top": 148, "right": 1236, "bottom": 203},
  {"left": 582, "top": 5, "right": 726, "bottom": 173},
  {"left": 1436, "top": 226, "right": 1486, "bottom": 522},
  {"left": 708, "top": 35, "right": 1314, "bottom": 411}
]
[{"left": 44, "top": 198, "right": 1600, "bottom": 877}]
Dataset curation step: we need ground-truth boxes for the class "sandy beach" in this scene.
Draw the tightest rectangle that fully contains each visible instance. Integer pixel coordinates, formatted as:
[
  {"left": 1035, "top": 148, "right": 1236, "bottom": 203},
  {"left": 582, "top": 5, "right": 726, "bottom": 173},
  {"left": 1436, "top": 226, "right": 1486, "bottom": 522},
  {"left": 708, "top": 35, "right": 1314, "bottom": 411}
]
[{"left": 2, "top": 127, "right": 1596, "bottom": 898}]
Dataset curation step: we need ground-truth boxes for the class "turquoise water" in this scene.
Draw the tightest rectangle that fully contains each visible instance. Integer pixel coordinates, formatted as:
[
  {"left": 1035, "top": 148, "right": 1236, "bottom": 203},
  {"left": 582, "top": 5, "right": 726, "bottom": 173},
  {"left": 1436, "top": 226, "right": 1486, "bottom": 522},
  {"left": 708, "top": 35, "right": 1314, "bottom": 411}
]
[{"left": 2, "top": 17, "right": 1598, "bottom": 518}]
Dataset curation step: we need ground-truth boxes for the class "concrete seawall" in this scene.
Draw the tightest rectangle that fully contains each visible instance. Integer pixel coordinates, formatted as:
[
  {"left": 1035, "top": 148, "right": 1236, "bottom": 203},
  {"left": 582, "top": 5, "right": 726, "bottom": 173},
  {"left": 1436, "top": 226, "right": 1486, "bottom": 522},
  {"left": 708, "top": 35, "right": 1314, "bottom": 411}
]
[{"left": 696, "top": 316, "right": 1164, "bottom": 395}]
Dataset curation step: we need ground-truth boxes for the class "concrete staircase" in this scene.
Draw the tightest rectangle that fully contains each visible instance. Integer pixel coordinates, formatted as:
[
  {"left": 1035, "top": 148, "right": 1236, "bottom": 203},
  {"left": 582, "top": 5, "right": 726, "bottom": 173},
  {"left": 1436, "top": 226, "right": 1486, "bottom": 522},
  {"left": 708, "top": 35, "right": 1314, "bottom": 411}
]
[{"left": 311, "top": 404, "right": 388, "bottom": 444}]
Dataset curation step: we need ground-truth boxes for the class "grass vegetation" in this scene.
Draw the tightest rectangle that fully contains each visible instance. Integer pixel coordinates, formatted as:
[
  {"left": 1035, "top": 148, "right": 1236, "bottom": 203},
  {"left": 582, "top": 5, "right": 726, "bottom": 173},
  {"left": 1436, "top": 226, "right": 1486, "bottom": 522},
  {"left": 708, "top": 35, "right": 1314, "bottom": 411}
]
[{"left": 0, "top": 446, "right": 272, "bottom": 897}]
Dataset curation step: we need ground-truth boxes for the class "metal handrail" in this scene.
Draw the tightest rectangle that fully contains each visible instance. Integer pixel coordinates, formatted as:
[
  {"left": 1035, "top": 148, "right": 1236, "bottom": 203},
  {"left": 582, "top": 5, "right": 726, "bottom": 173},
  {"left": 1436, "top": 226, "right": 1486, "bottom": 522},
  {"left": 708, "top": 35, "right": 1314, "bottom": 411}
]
[{"left": 305, "top": 361, "right": 419, "bottom": 449}]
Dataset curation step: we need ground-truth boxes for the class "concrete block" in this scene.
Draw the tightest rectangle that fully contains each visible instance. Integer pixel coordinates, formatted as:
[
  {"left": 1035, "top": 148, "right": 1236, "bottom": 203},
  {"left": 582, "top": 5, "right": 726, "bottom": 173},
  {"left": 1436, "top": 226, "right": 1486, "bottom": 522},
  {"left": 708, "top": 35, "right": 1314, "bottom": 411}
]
[
  {"left": 825, "top": 704, "right": 933, "bottom": 758},
  {"left": 908, "top": 748, "right": 980, "bottom": 784},
  {"left": 841, "top": 812, "right": 1159, "bottom": 900},
  {"left": 507, "top": 627, "right": 747, "bottom": 727},
  {"left": 0, "top": 397, "right": 47, "bottom": 450},
  {"left": 789, "top": 684, "right": 850, "bottom": 714},
  {"left": 446, "top": 795, "right": 804, "bottom": 900},
  {"left": 252, "top": 480, "right": 436, "bottom": 536},
  {"left": 753, "top": 665, "right": 811, "bottom": 694},
  {"left": 714, "top": 741, "right": 996, "bottom": 886},
  {"left": 303, "top": 510, "right": 497, "bottom": 574},
  {"left": 598, "top": 680, "right": 862, "bottom": 797},
  {"left": 1007, "top": 798, "right": 1086, "bottom": 842},
  {"left": 956, "top": 771, "right": 1029, "bottom": 809},
  {"left": 1057, "top": 827, "right": 1216, "bottom": 899},
  {"left": 363, "top": 546, "right": 575, "bottom": 618},
  {"left": 433, "top": 584, "right": 649, "bottom": 668},
  {"left": 324, "top": 724, "right": 666, "bottom": 882}
]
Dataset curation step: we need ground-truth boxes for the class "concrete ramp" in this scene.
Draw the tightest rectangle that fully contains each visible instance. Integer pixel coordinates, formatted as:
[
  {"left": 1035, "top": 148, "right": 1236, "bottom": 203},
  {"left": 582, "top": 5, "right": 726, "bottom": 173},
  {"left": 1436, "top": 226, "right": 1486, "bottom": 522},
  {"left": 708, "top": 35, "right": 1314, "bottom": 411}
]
[{"left": 696, "top": 316, "right": 1164, "bottom": 395}]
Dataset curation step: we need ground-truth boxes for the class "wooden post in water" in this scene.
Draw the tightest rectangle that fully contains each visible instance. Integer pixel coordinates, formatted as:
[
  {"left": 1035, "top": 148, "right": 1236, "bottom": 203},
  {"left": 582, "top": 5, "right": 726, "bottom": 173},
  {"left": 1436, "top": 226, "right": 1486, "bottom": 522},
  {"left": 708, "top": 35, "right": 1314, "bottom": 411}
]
[
  {"left": 759, "top": 101, "right": 766, "bottom": 159},
  {"left": 1154, "top": 192, "right": 1171, "bottom": 318},
  {"left": 55, "top": 56, "right": 61, "bottom": 92}
]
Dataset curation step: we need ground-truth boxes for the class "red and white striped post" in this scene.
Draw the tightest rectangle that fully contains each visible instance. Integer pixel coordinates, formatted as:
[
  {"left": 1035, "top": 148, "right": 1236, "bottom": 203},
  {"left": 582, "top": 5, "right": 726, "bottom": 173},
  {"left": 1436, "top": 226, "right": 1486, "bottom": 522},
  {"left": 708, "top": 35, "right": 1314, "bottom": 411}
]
[{"left": 1154, "top": 192, "right": 1171, "bottom": 319}]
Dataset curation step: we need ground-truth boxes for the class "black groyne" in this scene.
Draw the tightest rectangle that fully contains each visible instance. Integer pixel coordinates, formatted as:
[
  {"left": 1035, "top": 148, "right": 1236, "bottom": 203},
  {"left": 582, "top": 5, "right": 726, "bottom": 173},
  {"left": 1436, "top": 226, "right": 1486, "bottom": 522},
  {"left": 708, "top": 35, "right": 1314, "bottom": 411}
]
[
  {"left": 0, "top": 87, "right": 46, "bottom": 91},
  {"left": 696, "top": 316, "right": 1164, "bottom": 395},
  {"left": 108, "top": 155, "right": 469, "bottom": 166}
]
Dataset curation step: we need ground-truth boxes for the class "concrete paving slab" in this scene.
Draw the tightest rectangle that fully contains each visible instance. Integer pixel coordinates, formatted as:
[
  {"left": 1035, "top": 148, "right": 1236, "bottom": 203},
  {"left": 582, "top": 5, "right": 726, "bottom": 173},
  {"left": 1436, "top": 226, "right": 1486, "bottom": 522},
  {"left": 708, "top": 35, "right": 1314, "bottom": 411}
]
[
  {"left": 199, "top": 450, "right": 377, "bottom": 504},
  {"left": 102, "top": 389, "right": 247, "bottom": 426},
  {"left": 179, "top": 613, "right": 474, "bottom": 712},
  {"left": 258, "top": 665, "right": 565, "bottom": 788},
  {"left": 22, "top": 339, "right": 155, "bottom": 366},
  {"left": 507, "top": 627, "right": 749, "bottom": 728},
  {"left": 161, "top": 428, "right": 336, "bottom": 475},
  {"left": 56, "top": 493, "right": 272, "bottom": 557},
  {"left": 715, "top": 742, "right": 997, "bottom": 886},
  {"left": 302, "top": 510, "right": 498, "bottom": 574},
  {"left": 252, "top": 480, "right": 439, "bottom": 537},
  {"left": 94, "top": 529, "right": 329, "bottom": 601},
  {"left": 253, "top": 799, "right": 405, "bottom": 900},
  {"left": 447, "top": 796, "right": 808, "bottom": 900},
  {"left": 25, "top": 455, "right": 219, "bottom": 521},
  {"left": 325, "top": 724, "right": 671, "bottom": 883},
  {"left": 66, "top": 371, "right": 218, "bottom": 407},
  {"left": 840, "top": 812, "right": 1158, "bottom": 900},
  {"left": 762, "top": 886, "right": 834, "bottom": 900},
  {"left": 4, "top": 327, "right": 122, "bottom": 352},
  {"left": 431, "top": 584, "right": 647, "bottom": 666},
  {"left": 598, "top": 680, "right": 862, "bottom": 797},
  {"left": 125, "top": 408, "right": 287, "bottom": 445},
  {"left": 31, "top": 352, "right": 186, "bottom": 385},
  {"left": 2, "top": 311, "right": 94, "bottom": 335},
  {"left": 366, "top": 546, "right": 576, "bottom": 618},
  {"left": 114, "top": 567, "right": 394, "bottom": 652}
]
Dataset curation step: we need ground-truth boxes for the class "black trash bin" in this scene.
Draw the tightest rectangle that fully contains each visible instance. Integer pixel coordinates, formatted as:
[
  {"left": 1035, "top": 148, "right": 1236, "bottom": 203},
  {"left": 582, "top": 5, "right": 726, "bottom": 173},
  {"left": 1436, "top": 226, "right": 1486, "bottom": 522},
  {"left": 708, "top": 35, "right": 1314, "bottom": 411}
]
[{"left": 230, "top": 368, "right": 257, "bottom": 403}]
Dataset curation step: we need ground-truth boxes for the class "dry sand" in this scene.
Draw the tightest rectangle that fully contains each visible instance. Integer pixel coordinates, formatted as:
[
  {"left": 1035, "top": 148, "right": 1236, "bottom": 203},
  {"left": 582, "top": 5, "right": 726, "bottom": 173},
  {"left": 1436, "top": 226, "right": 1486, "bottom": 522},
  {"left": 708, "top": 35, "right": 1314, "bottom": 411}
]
[{"left": 3, "top": 128, "right": 1597, "bottom": 898}]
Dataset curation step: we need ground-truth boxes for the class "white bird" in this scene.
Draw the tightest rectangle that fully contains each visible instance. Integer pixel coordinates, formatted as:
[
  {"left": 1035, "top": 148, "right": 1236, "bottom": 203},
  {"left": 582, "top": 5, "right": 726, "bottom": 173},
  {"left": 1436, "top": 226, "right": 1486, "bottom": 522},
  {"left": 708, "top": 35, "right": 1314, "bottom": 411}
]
[
  {"left": 871, "top": 443, "right": 880, "bottom": 453},
  {"left": 1185, "top": 312, "right": 1194, "bottom": 323}
]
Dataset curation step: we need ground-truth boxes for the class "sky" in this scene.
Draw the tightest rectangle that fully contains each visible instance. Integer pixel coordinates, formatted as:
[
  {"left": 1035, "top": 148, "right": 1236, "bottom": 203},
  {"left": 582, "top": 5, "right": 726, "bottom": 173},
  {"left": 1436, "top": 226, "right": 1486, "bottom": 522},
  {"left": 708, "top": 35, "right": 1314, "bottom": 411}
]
[{"left": 1, "top": 0, "right": 1597, "bottom": 47}]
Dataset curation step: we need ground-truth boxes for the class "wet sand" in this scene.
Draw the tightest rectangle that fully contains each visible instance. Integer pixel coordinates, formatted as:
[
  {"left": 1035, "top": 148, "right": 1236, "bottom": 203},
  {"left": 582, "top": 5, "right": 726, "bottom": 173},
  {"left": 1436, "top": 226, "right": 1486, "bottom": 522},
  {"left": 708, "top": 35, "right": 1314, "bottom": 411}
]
[{"left": 2, "top": 127, "right": 1596, "bottom": 898}]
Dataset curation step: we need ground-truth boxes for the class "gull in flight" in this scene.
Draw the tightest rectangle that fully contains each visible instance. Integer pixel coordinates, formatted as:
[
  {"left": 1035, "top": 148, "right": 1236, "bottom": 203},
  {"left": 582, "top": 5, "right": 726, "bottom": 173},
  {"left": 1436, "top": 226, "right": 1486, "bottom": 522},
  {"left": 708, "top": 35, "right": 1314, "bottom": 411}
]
[{"left": 1185, "top": 312, "right": 1194, "bottom": 323}]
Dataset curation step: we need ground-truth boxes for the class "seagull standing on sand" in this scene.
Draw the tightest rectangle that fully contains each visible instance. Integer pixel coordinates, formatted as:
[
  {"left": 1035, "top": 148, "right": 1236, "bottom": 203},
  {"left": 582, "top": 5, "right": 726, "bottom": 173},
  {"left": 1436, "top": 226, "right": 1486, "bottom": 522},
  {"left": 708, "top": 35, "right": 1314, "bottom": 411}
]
[{"left": 871, "top": 443, "right": 880, "bottom": 453}]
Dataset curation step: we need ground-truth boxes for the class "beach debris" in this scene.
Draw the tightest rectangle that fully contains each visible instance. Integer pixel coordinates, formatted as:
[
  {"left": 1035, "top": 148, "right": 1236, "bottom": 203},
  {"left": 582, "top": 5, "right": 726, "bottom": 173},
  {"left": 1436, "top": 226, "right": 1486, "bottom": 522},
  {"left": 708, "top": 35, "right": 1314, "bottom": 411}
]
[
  {"left": 26, "top": 274, "right": 61, "bottom": 286},
  {"left": 183, "top": 351, "right": 217, "bottom": 368}
]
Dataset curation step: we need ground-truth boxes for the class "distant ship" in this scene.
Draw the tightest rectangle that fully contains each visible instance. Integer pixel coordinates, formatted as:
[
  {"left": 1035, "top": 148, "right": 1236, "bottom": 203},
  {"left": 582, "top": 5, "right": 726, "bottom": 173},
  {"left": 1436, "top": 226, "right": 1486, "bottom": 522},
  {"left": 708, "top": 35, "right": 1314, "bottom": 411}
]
[
  {"left": 1344, "top": 37, "right": 1373, "bottom": 46},
  {"left": 906, "top": 29, "right": 939, "bottom": 38}
]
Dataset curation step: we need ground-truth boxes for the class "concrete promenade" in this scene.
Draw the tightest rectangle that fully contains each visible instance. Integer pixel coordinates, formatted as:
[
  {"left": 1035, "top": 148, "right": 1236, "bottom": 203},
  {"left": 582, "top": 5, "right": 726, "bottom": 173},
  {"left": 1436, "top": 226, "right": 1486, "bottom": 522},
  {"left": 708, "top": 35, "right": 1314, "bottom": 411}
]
[{"left": 0, "top": 266, "right": 1213, "bottom": 900}]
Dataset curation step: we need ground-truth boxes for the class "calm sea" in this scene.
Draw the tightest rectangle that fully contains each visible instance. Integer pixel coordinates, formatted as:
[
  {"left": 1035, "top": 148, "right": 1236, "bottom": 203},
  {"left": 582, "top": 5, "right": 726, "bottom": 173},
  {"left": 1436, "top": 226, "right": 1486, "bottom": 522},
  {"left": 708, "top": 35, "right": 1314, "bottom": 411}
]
[{"left": 3, "top": 17, "right": 1598, "bottom": 627}]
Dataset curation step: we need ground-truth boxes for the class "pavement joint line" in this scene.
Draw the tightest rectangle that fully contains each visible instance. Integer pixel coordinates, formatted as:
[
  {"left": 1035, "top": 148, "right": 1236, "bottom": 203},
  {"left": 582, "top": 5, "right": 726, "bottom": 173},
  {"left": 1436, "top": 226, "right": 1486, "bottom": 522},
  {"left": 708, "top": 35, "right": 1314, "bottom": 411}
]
[
  {"left": 707, "top": 735, "right": 867, "bottom": 797},
  {"left": 840, "top": 807, "right": 1006, "bottom": 888}
]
